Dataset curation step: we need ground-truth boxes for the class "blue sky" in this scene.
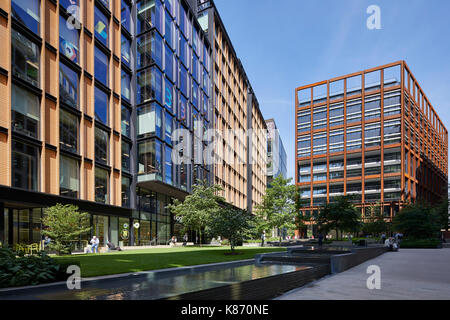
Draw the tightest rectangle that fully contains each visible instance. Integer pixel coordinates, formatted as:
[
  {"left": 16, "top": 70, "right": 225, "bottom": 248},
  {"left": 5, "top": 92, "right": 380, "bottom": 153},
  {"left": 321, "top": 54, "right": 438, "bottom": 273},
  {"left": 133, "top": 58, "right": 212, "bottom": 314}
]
[{"left": 214, "top": 0, "right": 450, "bottom": 180}]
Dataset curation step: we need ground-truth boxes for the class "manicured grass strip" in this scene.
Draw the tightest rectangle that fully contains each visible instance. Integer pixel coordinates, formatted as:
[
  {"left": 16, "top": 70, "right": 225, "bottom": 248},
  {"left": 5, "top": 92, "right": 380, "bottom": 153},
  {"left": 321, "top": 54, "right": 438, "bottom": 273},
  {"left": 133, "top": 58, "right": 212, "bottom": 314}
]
[{"left": 54, "top": 247, "right": 286, "bottom": 277}]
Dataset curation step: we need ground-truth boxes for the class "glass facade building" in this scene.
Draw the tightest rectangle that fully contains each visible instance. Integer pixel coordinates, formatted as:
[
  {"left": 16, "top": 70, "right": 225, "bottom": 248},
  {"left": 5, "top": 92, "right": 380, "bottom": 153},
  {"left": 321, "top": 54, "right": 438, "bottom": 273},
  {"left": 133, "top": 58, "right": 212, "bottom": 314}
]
[
  {"left": 266, "top": 119, "right": 287, "bottom": 186},
  {"left": 295, "top": 61, "right": 448, "bottom": 224}
]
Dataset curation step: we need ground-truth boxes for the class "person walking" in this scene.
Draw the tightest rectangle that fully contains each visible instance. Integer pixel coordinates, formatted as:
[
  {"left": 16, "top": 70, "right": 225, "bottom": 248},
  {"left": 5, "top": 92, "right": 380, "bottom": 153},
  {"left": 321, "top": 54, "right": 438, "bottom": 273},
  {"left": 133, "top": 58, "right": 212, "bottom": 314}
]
[
  {"left": 318, "top": 233, "right": 324, "bottom": 248},
  {"left": 381, "top": 233, "right": 386, "bottom": 245},
  {"left": 183, "top": 233, "right": 188, "bottom": 246}
]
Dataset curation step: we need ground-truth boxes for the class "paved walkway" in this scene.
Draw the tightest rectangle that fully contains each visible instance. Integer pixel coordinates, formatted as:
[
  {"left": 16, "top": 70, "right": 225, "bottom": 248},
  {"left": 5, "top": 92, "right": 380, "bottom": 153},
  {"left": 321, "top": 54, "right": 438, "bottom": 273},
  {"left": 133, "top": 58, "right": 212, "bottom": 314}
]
[{"left": 276, "top": 249, "right": 450, "bottom": 300}]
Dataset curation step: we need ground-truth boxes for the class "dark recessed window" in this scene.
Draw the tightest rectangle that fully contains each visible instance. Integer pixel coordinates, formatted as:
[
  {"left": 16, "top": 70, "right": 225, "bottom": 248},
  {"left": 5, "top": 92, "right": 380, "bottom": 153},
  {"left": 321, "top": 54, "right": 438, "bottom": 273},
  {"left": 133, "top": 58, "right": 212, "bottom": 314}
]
[
  {"left": 137, "top": 0, "right": 162, "bottom": 35},
  {"left": 121, "top": 1, "right": 131, "bottom": 32},
  {"left": 121, "top": 105, "right": 131, "bottom": 137},
  {"left": 11, "top": 84, "right": 40, "bottom": 139},
  {"left": 122, "top": 176, "right": 130, "bottom": 208},
  {"left": 60, "top": 155, "right": 79, "bottom": 198},
  {"left": 59, "top": 15, "right": 80, "bottom": 64},
  {"left": 59, "top": 62, "right": 79, "bottom": 108},
  {"left": 12, "top": 139, "right": 39, "bottom": 191},
  {"left": 95, "top": 127, "right": 109, "bottom": 165},
  {"left": 95, "top": 168, "right": 109, "bottom": 204},
  {"left": 94, "top": 46, "right": 109, "bottom": 86},
  {"left": 11, "top": 0, "right": 40, "bottom": 34},
  {"left": 11, "top": 29, "right": 40, "bottom": 87},
  {"left": 137, "top": 30, "right": 163, "bottom": 69},
  {"left": 121, "top": 34, "right": 131, "bottom": 68},
  {"left": 122, "top": 141, "right": 131, "bottom": 173},
  {"left": 121, "top": 70, "right": 131, "bottom": 101},
  {"left": 94, "top": 6, "right": 109, "bottom": 47},
  {"left": 60, "top": 109, "right": 78, "bottom": 154},
  {"left": 137, "top": 67, "right": 162, "bottom": 104},
  {"left": 95, "top": 86, "right": 109, "bottom": 125}
]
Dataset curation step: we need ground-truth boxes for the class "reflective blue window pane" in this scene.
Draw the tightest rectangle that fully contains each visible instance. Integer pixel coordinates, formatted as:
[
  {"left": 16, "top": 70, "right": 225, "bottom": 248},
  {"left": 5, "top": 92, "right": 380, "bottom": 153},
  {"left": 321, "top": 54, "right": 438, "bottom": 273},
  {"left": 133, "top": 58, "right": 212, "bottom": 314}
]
[
  {"left": 164, "top": 78, "right": 175, "bottom": 114},
  {"left": 121, "top": 34, "right": 131, "bottom": 68},
  {"left": 94, "top": 7, "right": 109, "bottom": 47},
  {"left": 11, "top": 0, "right": 40, "bottom": 34},
  {"left": 179, "top": 64, "right": 188, "bottom": 98},
  {"left": 192, "top": 81, "right": 199, "bottom": 110},
  {"left": 165, "top": 145, "right": 173, "bottom": 185},
  {"left": 164, "top": 44, "right": 174, "bottom": 81},
  {"left": 121, "top": 105, "right": 130, "bottom": 137},
  {"left": 121, "top": 70, "right": 131, "bottom": 101},
  {"left": 179, "top": 35, "right": 188, "bottom": 67},
  {"left": 60, "top": 15, "right": 80, "bottom": 64},
  {"left": 60, "top": 0, "right": 79, "bottom": 10},
  {"left": 165, "top": 112, "right": 173, "bottom": 145},
  {"left": 59, "top": 62, "right": 79, "bottom": 108},
  {"left": 121, "top": 1, "right": 131, "bottom": 32},
  {"left": 94, "top": 86, "right": 109, "bottom": 125},
  {"left": 165, "top": 11, "right": 174, "bottom": 49},
  {"left": 94, "top": 46, "right": 109, "bottom": 86},
  {"left": 137, "top": 67, "right": 162, "bottom": 104}
]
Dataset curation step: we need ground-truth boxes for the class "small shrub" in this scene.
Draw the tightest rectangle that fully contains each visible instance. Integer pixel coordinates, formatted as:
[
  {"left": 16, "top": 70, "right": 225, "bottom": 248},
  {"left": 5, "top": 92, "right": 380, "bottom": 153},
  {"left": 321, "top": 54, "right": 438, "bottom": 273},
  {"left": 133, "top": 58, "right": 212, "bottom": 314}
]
[
  {"left": 0, "top": 247, "right": 76, "bottom": 288},
  {"left": 400, "top": 239, "right": 441, "bottom": 249}
]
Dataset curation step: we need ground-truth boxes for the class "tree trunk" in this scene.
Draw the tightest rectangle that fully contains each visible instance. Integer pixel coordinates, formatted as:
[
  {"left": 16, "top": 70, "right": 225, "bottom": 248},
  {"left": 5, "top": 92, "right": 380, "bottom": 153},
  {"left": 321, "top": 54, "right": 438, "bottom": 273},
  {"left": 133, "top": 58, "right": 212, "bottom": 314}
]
[{"left": 198, "top": 229, "right": 202, "bottom": 247}]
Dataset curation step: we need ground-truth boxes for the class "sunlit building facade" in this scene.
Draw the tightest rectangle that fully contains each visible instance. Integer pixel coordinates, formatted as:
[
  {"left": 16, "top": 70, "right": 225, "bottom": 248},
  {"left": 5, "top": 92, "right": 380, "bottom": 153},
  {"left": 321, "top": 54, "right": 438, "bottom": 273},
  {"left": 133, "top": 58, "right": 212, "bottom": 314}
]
[{"left": 295, "top": 61, "right": 448, "bottom": 227}]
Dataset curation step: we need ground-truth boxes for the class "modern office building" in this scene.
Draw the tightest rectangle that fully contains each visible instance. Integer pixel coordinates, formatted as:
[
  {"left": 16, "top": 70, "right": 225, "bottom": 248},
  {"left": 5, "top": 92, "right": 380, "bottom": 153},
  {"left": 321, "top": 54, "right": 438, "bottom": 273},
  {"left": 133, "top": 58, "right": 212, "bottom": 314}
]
[
  {"left": 295, "top": 61, "right": 448, "bottom": 229},
  {"left": 0, "top": 0, "right": 269, "bottom": 248},
  {"left": 0, "top": 0, "right": 216, "bottom": 247},
  {"left": 197, "top": 0, "right": 267, "bottom": 213},
  {"left": 266, "top": 118, "right": 287, "bottom": 186}
]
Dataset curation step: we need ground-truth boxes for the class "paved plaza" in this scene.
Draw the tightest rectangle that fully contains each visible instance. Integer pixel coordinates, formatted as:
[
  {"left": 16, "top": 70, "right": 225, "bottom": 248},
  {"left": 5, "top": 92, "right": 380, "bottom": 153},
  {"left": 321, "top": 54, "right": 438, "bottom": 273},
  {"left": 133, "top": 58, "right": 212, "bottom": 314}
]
[{"left": 277, "top": 248, "right": 450, "bottom": 300}]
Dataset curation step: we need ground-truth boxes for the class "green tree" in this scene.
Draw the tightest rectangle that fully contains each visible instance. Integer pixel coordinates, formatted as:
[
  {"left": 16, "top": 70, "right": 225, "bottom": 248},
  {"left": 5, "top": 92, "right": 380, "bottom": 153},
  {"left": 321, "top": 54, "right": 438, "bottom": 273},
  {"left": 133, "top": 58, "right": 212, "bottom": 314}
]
[
  {"left": 361, "top": 202, "right": 389, "bottom": 236},
  {"left": 208, "top": 207, "right": 253, "bottom": 253},
  {"left": 393, "top": 202, "right": 441, "bottom": 239},
  {"left": 41, "top": 204, "right": 91, "bottom": 255},
  {"left": 316, "top": 196, "right": 361, "bottom": 240},
  {"left": 255, "top": 175, "right": 297, "bottom": 245},
  {"left": 168, "top": 180, "right": 225, "bottom": 246}
]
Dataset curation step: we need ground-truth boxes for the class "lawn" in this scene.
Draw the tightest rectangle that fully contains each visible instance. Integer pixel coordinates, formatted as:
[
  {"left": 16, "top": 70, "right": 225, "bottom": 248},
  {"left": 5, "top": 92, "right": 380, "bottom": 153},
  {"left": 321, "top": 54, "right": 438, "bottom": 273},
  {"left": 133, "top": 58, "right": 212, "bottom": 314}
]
[{"left": 54, "top": 246, "right": 286, "bottom": 277}]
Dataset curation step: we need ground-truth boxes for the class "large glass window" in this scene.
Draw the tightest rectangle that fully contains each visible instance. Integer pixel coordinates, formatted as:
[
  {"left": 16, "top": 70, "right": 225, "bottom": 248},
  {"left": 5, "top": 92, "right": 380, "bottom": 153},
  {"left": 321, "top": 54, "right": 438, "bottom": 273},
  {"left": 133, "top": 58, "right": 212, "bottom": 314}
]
[
  {"left": 94, "top": 46, "right": 109, "bottom": 86},
  {"left": 95, "top": 127, "right": 109, "bottom": 165},
  {"left": 121, "top": 34, "right": 131, "bottom": 68},
  {"left": 138, "top": 140, "right": 162, "bottom": 179},
  {"left": 121, "top": 1, "right": 131, "bottom": 32},
  {"left": 60, "top": 109, "right": 78, "bottom": 153},
  {"left": 11, "top": 29, "right": 40, "bottom": 87},
  {"left": 94, "top": 6, "right": 109, "bottom": 47},
  {"left": 165, "top": 145, "right": 173, "bottom": 185},
  {"left": 60, "top": 15, "right": 80, "bottom": 64},
  {"left": 121, "top": 105, "right": 131, "bottom": 137},
  {"left": 95, "top": 168, "right": 109, "bottom": 204},
  {"left": 12, "top": 140, "right": 39, "bottom": 191},
  {"left": 137, "top": 103, "right": 162, "bottom": 138},
  {"left": 179, "top": 34, "right": 188, "bottom": 68},
  {"left": 137, "top": 67, "right": 162, "bottom": 104},
  {"left": 122, "top": 141, "right": 131, "bottom": 173},
  {"left": 179, "top": 64, "right": 188, "bottom": 98},
  {"left": 137, "top": 30, "right": 163, "bottom": 69},
  {"left": 121, "top": 70, "right": 131, "bottom": 101},
  {"left": 95, "top": 86, "right": 109, "bottom": 125},
  {"left": 137, "top": 0, "right": 163, "bottom": 34},
  {"left": 59, "top": 62, "right": 79, "bottom": 108},
  {"left": 60, "top": 155, "right": 79, "bottom": 198},
  {"left": 11, "top": 0, "right": 40, "bottom": 34},
  {"left": 11, "top": 84, "right": 40, "bottom": 139},
  {"left": 179, "top": 95, "right": 189, "bottom": 127}
]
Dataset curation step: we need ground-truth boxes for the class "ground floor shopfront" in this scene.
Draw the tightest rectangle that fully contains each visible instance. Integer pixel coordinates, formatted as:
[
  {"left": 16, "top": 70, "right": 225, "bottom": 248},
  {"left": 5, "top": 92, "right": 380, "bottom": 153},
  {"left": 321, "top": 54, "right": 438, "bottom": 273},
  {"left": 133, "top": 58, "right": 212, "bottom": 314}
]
[{"left": 0, "top": 186, "right": 183, "bottom": 249}]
